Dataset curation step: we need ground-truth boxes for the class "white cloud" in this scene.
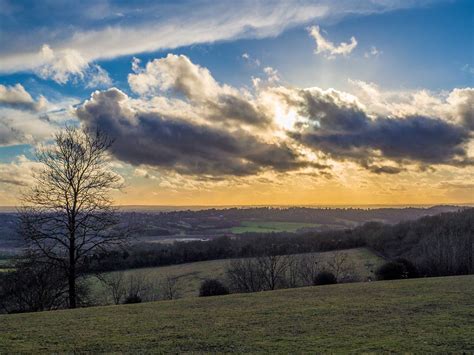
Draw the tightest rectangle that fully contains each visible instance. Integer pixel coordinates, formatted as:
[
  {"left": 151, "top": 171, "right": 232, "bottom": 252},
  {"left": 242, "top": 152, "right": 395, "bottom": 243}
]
[
  {"left": 0, "top": 155, "right": 40, "bottom": 187},
  {"left": 21, "top": 44, "right": 112, "bottom": 87},
  {"left": 0, "top": 84, "right": 80, "bottom": 146},
  {"left": 35, "top": 44, "right": 89, "bottom": 84},
  {"left": 128, "top": 54, "right": 223, "bottom": 100},
  {"left": 348, "top": 79, "right": 474, "bottom": 130},
  {"left": 0, "top": 83, "right": 47, "bottom": 112},
  {"left": 307, "top": 25, "right": 357, "bottom": 59},
  {"left": 242, "top": 52, "right": 261, "bottom": 67},
  {"left": 0, "top": 107, "right": 56, "bottom": 146},
  {"left": 131, "top": 57, "right": 142, "bottom": 74},
  {"left": 85, "top": 64, "right": 113, "bottom": 88},
  {"left": 263, "top": 67, "right": 280, "bottom": 83},
  {"left": 364, "top": 46, "right": 381, "bottom": 58}
]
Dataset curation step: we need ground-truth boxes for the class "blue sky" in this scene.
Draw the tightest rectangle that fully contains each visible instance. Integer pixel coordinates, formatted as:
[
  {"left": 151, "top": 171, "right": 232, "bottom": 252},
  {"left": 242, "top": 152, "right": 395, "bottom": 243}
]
[
  {"left": 0, "top": 0, "right": 472, "bottom": 205},
  {"left": 1, "top": 0, "right": 472, "bottom": 94}
]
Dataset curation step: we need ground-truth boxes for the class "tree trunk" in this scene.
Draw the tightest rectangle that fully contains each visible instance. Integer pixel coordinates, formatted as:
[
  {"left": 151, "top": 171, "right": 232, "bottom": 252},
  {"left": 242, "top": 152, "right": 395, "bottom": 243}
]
[
  {"left": 68, "top": 240, "right": 76, "bottom": 309},
  {"left": 68, "top": 265, "right": 76, "bottom": 308}
]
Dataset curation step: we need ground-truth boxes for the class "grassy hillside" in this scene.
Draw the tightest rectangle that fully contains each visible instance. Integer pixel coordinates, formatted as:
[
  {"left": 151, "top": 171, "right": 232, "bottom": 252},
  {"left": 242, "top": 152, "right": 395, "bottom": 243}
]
[
  {"left": 90, "top": 247, "right": 384, "bottom": 303},
  {"left": 0, "top": 275, "right": 472, "bottom": 352}
]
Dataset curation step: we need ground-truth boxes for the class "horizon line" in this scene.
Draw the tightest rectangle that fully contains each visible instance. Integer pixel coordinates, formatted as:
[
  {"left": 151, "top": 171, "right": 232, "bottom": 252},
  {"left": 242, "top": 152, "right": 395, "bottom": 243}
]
[{"left": 0, "top": 202, "right": 473, "bottom": 211}]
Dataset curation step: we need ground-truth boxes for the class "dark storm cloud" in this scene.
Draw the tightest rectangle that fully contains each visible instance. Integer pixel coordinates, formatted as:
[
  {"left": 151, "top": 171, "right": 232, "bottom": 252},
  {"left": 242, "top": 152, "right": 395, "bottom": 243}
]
[
  {"left": 285, "top": 88, "right": 472, "bottom": 168},
  {"left": 293, "top": 115, "right": 470, "bottom": 165},
  {"left": 364, "top": 164, "right": 405, "bottom": 175},
  {"left": 207, "top": 93, "right": 271, "bottom": 126},
  {"left": 76, "top": 88, "right": 311, "bottom": 176}
]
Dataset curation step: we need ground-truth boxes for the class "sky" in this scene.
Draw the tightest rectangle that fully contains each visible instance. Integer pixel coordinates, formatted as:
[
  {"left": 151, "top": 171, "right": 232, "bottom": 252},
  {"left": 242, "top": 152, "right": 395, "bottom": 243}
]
[{"left": 0, "top": 0, "right": 473, "bottom": 206}]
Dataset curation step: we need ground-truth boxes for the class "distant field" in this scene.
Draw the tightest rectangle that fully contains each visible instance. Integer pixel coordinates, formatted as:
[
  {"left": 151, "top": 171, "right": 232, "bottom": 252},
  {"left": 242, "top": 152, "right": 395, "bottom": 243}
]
[
  {"left": 90, "top": 248, "right": 385, "bottom": 304},
  {"left": 1, "top": 275, "right": 472, "bottom": 352},
  {"left": 0, "top": 256, "right": 12, "bottom": 272},
  {"left": 229, "top": 220, "right": 318, "bottom": 234}
]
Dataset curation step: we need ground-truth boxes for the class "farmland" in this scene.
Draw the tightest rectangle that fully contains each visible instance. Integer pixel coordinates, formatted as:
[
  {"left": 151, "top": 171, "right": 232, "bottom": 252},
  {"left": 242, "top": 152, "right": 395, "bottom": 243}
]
[
  {"left": 0, "top": 275, "right": 472, "bottom": 352},
  {"left": 0, "top": 206, "right": 464, "bottom": 253},
  {"left": 229, "top": 221, "right": 318, "bottom": 234}
]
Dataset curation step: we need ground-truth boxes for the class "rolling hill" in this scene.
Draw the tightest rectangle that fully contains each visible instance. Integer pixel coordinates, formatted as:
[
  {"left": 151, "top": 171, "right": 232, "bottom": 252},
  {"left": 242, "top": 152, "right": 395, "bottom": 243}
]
[
  {"left": 0, "top": 275, "right": 472, "bottom": 352},
  {"left": 89, "top": 247, "right": 385, "bottom": 303}
]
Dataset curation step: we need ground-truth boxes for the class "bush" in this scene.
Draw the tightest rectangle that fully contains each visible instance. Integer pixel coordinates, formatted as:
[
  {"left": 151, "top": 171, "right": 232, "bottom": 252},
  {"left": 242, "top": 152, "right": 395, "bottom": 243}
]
[
  {"left": 375, "top": 261, "right": 407, "bottom": 280},
  {"left": 313, "top": 271, "right": 337, "bottom": 285},
  {"left": 0, "top": 259, "right": 70, "bottom": 314},
  {"left": 395, "top": 258, "right": 419, "bottom": 278},
  {"left": 123, "top": 295, "right": 142, "bottom": 304},
  {"left": 199, "top": 279, "right": 229, "bottom": 297}
]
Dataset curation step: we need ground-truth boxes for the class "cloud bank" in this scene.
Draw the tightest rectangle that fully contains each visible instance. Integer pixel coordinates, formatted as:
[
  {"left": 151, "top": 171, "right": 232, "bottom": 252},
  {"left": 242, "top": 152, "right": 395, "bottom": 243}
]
[
  {"left": 76, "top": 88, "right": 311, "bottom": 176},
  {"left": 74, "top": 54, "right": 473, "bottom": 178}
]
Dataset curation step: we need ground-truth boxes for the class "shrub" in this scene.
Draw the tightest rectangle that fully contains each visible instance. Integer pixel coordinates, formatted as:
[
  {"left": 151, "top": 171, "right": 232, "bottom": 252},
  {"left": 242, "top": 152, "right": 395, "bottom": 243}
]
[
  {"left": 199, "top": 279, "right": 229, "bottom": 297},
  {"left": 123, "top": 295, "right": 142, "bottom": 304},
  {"left": 375, "top": 261, "right": 407, "bottom": 280},
  {"left": 313, "top": 271, "right": 337, "bottom": 285},
  {"left": 395, "top": 258, "right": 419, "bottom": 278}
]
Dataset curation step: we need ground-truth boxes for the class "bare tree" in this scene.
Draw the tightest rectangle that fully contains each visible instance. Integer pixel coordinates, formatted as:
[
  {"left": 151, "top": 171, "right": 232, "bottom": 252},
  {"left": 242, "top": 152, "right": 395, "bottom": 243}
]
[
  {"left": 124, "top": 272, "right": 151, "bottom": 303},
  {"left": 0, "top": 257, "right": 68, "bottom": 313},
  {"left": 256, "top": 253, "right": 290, "bottom": 291},
  {"left": 326, "top": 250, "right": 351, "bottom": 281},
  {"left": 285, "top": 255, "right": 300, "bottom": 288},
  {"left": 297, "top": 253, "right": 321, "bottom": 286},
  {"left": 418, "top": 229, "right": 474, "bottom": 276},
  {"left": 19, "top": 127, "right": 125, "bottom": 308},
  {"left": 159, "top": 276, "right": 180, "bottom": 300},
  {"left": 226, "top": 258, "right": 263, "bottom": 293}
]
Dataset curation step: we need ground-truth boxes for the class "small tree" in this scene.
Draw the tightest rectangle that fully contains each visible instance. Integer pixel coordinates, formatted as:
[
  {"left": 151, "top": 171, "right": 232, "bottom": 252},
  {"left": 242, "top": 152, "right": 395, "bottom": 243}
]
[
  {"left": 226, "top": 258, "right": 263, "bottom": 293},
  {"left": 326, "top": 250, "right": 355, "bottom": 282},
  {"left": 97, "top": 272, "right": 126, "bottom": 305},
  {"left": 19, "top": 127, "right": 125, "bottom": 309},
  {"left": 124, "top": 273, "right": 151, "bottom": 303},
  {"left": 395, "top": 258, "right": 419, "bottom": 278},
  {"left": 199, "top": 279, "right": 229, "bottom": 297},
  {"left": 375, "top": 261, "right": 407, "bottom": 280},
  {"left": 256, "top": 253, "right": 291, "bottom": 290},
  {"left": 313, "top": 271, "right": 337, "bottom": 286},
  {"left": 159, "top": 276, "right": 180, "bottom": 300},
  {"left": 297, "top": 253, "right": 320, "bottom": 286},
  {"left": 0, "top": 256, "right": 69, "bottom": 313}
]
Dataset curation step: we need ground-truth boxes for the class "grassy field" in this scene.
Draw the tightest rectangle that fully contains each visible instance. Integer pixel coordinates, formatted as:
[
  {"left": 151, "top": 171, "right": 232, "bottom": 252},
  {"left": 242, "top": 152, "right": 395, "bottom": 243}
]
[
  {"left": 230, "top": 220, "right": 318, "bottom": 233},
  {"left": 0, "top": 275, "right": 472, "bottom": 352},
  {"left": 0, "top": 256, "right": 12, "bottom": 272},
  {"left": 90, "top": 247, "right": 385, "bottom": 303}
]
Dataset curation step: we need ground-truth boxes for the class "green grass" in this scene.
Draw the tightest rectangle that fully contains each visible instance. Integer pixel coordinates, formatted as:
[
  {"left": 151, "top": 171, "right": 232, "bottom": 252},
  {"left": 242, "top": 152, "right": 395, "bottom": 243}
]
[
  {"left": 0, "top": 275, "right": 472, "bottom": 352},
  {"left": 90, "top": 247, "right": 385, "bottom": 303},
  {"left": 230, "top": 220, "right": 318, "bottom": 233}
]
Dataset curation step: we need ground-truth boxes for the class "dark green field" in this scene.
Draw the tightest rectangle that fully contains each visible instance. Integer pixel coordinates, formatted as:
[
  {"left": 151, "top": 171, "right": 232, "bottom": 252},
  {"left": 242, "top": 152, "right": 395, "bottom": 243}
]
[{"left": 0, "top": 275, "right": 472, "bottom": 352}]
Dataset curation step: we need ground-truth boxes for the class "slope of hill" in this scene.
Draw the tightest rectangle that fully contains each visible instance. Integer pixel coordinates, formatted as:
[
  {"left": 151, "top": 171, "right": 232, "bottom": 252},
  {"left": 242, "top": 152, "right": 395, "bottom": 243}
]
[
  {"left": 1, "top": 275, "right": 472, "bottom": 352},
  {"left": 90, "top": 247, "right": 384, "bottom": 303}
]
